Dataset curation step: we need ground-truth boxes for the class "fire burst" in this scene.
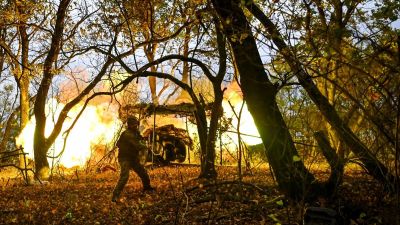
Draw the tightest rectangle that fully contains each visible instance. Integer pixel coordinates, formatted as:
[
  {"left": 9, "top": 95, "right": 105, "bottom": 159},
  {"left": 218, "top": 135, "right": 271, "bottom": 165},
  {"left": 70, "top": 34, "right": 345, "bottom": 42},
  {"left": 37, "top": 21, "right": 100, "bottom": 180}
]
[{"left": 16, "top": 99, "right": 122, "bottom": 168}]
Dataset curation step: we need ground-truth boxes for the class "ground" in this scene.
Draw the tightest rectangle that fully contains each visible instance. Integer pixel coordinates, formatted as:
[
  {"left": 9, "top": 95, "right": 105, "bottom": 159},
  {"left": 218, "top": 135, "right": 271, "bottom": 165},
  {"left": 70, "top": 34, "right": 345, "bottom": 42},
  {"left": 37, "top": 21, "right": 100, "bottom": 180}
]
[{"left": 0, "top": 164, "right": 399, "bottom": 225}]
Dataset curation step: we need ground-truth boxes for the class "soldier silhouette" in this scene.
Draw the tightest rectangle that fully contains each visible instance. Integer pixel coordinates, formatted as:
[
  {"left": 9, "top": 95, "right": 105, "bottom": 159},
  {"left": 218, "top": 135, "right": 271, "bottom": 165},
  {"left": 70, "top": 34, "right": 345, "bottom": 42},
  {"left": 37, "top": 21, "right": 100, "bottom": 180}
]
[{"left": 112, "top": 117, "right": 154, "bottom": 202}]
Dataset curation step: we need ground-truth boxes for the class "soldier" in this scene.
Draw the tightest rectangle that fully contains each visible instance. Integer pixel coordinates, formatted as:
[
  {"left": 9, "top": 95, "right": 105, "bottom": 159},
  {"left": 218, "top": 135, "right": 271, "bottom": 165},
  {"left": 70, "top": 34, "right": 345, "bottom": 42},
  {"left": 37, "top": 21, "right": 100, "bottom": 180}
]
[{"left": 112, "top": 117, "right": 154, "bottom": 202}]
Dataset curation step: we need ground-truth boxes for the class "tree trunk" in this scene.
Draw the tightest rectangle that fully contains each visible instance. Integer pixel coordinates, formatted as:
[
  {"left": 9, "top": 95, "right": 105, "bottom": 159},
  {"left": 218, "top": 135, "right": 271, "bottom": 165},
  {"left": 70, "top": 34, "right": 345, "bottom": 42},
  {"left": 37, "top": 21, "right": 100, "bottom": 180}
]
[
  {"left": 199, "top": 89, "right": 222, "bottom": 179},
  {"left": 19, "top": 76, "right": 30, "bottom": 130},
  {"left": 15, "top": 71, "right": 30, "bottom": 169},
  {"left": 0, "top": 111, "right": 17, "bottom": 154},
  {"left": 194, "top": 104, "right": 208, "bottom": 172},
  {"left": 33, "top": 0, "right": 71, "bottom": 180},
  {"left": 0, "top": 29, "right": 5, "bottom": 74},
  {"left": 145, "top": 45, "right": 159, "bottom": 105},
  {"left": 15, "top": 2, "right": 31, "bottom": 130},
  {"left": 176, "top": 27, "right": 192, "bottom": 103},
  {"left": 212, "top": 0, "right": 316, "bottom": 199},
  {"left": 16, "top": 11, "right": 31, "bottom": 169},
  {"left": 199, "top": 20, "right": 227, "bottom": 179},
  {"left": 320, "top": 78, "right": 343, "bottom": 159},
  {"left": 33, "top": 129, "right": 50, "bottom": 179},
  {"left": 314, "top": 131, "right": 344, "bottom": 195}
]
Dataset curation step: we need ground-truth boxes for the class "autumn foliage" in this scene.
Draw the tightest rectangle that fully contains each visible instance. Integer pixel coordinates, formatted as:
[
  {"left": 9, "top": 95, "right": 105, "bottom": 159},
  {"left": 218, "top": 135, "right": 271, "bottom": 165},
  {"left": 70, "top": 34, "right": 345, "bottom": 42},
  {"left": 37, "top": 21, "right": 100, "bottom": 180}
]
[{"left": 1, "top": 165, "right": 399, "bottom": 224}]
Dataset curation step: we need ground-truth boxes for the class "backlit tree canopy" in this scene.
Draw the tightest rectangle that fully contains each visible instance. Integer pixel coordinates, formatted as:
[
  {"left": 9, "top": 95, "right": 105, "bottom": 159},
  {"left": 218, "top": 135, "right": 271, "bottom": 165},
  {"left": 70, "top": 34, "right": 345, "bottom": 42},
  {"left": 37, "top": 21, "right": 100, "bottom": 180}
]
[{"left": 0, "top": 0, "right": 399, "bottom": 201}]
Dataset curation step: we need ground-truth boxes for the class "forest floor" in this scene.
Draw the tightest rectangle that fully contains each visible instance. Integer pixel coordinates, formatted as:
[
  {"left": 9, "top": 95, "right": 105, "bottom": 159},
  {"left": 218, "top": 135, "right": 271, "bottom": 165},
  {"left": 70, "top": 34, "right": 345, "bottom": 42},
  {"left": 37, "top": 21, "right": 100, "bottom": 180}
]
[{"left": 0, "top": 163, "right": 399, "bottom": 225}]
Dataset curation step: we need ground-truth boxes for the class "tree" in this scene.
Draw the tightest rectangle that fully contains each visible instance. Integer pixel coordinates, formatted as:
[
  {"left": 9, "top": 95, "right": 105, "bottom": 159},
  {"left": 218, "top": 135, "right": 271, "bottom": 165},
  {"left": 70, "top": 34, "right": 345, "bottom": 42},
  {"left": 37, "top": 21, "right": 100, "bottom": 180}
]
[
  {"left": 31, "top": 0, "right": 119, "bottom": 179},
  {"left": 0, "top": 85, "right": 18, "bottom": 154},
  {"left": 98, "top": 0, "right": 228, "bottom": 178},
  {"left": 110, "top": 19, "right": 228, "bottom": 178},
  {"left": 0, "top": 0, "right": 37, "bottom": 141},
  {"left": 211, "top": 0, "right": 317, "bottom": 199},
  {"left": 114, "top": 0, "right": 198, "bottom": 105},
  {"left": 244, "top": 0, "right": 397, "bottom": 189},
  {"left": 0, "top": 1, "right": 51, "bottom": 168},
  {"left": 276, "top": 0, "right": 400, "bottom": 161}
]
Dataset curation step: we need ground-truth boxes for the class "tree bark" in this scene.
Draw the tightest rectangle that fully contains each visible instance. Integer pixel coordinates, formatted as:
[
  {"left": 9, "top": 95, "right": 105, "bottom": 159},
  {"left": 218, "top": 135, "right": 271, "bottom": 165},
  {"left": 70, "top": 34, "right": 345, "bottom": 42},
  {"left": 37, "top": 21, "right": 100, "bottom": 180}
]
[{"left": 212, "top": 0, "right": 316, "bottom": 199}]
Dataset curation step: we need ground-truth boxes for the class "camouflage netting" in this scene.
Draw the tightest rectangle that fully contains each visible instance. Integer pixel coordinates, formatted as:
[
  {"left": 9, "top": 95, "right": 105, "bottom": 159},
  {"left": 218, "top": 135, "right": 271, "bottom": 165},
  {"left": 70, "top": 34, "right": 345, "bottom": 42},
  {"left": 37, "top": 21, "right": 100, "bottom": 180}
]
[{"left": 119, "top": 102, "right": 214, "bottom": 121}]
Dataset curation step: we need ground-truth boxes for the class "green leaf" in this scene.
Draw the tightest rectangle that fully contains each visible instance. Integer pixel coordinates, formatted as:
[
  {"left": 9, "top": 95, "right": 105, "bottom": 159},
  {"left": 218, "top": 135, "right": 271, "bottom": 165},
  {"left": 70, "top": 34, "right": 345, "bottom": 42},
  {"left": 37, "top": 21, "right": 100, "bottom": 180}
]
[
  {"left": 64, "top": 211, "right": 73, "bottom": 220},
  {"left": 276, "top": 200, "right": 284, "bottom": 206},
  {"left": 268, "top": 214, "right": 280, "bottom": 222},
  {"left": 293, "top": 155, "right": 301, "bottom": 162},
  {"left": 359, "top": 212, "right": 366, "bottom": 219},
  {"left": 24, "top": 199, "right": 31, "bottom": 207}
]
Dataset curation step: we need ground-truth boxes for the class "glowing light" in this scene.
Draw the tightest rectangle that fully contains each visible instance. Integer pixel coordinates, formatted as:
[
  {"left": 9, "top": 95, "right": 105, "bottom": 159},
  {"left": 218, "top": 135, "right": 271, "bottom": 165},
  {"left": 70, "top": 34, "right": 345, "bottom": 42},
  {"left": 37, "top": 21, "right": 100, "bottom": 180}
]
[
  {"left": 14, "top": 78, "right": 261, "bottom": 168},
  {"left": 221, "top": 100, "right": 262, "bottom": 146},
  {"left": 222, "top": 80, "right": 262, "bottom": 146},
  {"left": 16, "top": 99, "right": 122, "bottom": 168}
]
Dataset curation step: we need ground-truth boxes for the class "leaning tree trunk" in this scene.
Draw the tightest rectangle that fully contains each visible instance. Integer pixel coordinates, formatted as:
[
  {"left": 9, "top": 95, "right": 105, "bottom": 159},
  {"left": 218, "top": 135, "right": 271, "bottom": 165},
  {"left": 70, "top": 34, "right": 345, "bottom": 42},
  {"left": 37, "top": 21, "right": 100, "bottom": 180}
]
[
  {"left": 212, "top": 0, "right": 316, "bottom": 199},
  {"left": 246, "top": 2, "right": 397, "bottom": 191}
]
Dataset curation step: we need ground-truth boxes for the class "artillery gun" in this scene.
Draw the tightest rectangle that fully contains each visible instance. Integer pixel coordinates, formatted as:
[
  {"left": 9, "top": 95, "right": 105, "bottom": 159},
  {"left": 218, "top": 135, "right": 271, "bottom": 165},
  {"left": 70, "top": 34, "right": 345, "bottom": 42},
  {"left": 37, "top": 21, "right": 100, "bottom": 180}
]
[{"left": 142, "top": 124, "right": 193, "bottom": 164}]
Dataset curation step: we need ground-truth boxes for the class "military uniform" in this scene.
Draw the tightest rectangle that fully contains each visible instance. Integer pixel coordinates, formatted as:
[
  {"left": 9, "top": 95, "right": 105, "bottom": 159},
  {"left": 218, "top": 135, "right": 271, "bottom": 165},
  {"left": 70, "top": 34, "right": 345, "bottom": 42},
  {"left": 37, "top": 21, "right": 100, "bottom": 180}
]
[{"left": 112, "top": 122, "right": 153, "bottom": 201}]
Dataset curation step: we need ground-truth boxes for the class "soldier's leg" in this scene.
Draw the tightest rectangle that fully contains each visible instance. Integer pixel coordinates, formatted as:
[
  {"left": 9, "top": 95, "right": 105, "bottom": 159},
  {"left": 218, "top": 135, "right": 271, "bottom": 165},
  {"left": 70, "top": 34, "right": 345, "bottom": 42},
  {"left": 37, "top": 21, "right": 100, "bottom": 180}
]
[
  {"left": 131, "top": 163, "right": 152, "bottom": 189},
  {"left": 112, "top": 160, "right": 130, "bottom": 201}
]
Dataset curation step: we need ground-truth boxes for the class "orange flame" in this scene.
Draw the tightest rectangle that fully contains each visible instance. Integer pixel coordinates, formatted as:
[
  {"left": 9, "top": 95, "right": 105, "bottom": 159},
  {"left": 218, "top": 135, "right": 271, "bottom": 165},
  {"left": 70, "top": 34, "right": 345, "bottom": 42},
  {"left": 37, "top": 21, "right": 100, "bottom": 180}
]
[
  {"left": 223, "top": 81, "right": 261, "bottom": 146},
  {"left": 15, "top": 78, "right": 261, "bottom": 168},
  {"left": 16, "top": 98, "right": 122, "bottom": 168}
]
